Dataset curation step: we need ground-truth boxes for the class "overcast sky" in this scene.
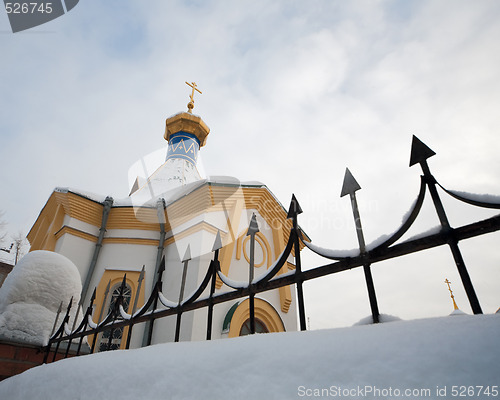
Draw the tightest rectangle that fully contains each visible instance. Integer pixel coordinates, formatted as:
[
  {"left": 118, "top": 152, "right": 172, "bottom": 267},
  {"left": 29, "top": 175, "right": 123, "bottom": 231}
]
[{"left": 1, "top": 0, "right": 499, "bottom": 329}]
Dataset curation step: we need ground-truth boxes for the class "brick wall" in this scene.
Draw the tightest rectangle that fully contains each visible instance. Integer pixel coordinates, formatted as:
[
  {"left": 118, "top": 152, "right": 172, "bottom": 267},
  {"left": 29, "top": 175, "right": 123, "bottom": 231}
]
[{"left": 0, "top": 340, "right": 81, "bottom": 381}]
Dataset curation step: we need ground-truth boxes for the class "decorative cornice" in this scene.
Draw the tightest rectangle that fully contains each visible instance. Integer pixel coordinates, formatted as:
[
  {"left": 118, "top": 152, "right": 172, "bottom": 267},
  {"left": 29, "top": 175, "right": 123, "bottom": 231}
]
[{"left": 55, "top": 226, "right": 98, "bottom": 243}]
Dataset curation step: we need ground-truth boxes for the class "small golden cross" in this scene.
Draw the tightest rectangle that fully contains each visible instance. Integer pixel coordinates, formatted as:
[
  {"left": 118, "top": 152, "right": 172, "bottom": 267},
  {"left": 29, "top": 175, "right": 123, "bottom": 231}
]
[
  {"left": 444, "top": 278, "right": 459, "bottom": 310},
  {"left": 185, "top": 81, "right": 202, "bottom": 113}
]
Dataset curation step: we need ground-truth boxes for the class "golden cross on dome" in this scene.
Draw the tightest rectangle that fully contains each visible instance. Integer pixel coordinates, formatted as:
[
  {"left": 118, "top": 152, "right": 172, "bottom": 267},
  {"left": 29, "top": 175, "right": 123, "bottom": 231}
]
[
  {"left": 185, "top": 81, "right": 202, "bottom": 113},
  {"left": 444, "top": 278, "right": 459, "bottom": 310}
]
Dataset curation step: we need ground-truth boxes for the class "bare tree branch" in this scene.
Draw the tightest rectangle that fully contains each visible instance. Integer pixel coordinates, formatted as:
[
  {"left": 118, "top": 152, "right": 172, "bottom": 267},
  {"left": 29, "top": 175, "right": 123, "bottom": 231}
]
[
  {"left": 12, "top": 231, "right": 29, "bottom": 264},
  {"left": 0, "top": 210, "right": 7, "bottom": 243}
]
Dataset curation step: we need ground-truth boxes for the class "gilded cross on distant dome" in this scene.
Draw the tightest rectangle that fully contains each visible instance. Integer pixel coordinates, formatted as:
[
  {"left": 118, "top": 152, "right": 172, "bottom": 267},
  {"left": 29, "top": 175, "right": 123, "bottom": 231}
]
[
  {"left": 185, "top": 81, "right": 202, "bottom": 113},
  {"left": 444, "top": 278, "right": 459, "bottom": 310}
]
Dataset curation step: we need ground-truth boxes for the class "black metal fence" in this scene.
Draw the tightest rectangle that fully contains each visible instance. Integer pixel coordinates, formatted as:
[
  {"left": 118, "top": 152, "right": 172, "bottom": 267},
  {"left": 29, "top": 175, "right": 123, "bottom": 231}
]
[{"left": 43, "top": 136, "right": 500, "bottom": 363}]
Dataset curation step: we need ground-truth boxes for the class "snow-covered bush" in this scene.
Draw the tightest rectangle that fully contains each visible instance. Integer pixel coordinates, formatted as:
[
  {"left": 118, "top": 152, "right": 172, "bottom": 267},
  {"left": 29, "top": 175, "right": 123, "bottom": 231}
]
[{"left": 0, "top": 250, "right": 81, "bottom": 346}]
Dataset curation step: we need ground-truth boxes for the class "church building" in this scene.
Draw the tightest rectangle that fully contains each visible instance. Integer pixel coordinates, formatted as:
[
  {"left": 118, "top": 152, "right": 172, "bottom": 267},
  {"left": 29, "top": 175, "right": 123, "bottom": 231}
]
[{"left": 27, "top": 85, "right": 299, "bottom": 350}]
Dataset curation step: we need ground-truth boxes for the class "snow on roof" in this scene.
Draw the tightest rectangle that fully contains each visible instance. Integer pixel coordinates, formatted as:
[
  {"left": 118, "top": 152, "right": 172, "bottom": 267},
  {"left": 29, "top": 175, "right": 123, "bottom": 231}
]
[
  {"left": 56, "top": 176, "right": 268, "bottom": 209},
  {"left": 0, "top": 315, "right": 498, "bottom": 398},
  {"left": 55, "top": 187, "right": 108, "bottom": 204}
]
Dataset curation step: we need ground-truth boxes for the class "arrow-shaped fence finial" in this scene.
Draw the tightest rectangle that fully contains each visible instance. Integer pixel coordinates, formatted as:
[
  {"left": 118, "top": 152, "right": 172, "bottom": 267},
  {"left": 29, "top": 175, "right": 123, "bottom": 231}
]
[
  {"left": 341, "top": 167, "right": 361, "bottom": 197},
  {"left": 287, "top": 194, "right": 303, "bottom": 220},
  {"left": 138, "top": 265, "right": 145, "bottom": 284},
  {"left": 182, "top": 244, "right": 192, "bottom": 262},
  {"left": 212, "top": 230, "right": 223, "bottom": 252},
  {"left": 409, "top": 135, "right": 436, "bottom": 167},
  {"left": 247, "top": 213, "right": 260, "bottom": 236},
  {"left": 120, "top": 274, "right": 127, "bottom": 291},
  {"left": 90, "top": 287, "right": 96, "bottom": 305}
]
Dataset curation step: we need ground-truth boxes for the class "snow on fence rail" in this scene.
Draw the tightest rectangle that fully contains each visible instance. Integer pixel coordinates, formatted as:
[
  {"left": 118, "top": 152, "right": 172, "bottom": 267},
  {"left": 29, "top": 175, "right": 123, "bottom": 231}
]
[{"left": 43, "top": 136, "right": 500, "bottom": 363}]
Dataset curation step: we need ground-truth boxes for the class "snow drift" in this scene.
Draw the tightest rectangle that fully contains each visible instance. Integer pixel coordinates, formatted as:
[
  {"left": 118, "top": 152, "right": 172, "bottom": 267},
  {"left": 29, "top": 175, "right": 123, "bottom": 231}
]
[{"left": 0, "top": 314, "right": 498, "bottom": 399}]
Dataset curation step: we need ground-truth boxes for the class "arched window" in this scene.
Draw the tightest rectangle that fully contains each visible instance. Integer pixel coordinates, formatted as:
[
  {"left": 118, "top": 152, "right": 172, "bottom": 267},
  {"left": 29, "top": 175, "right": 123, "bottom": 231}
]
[
  {"left": 223, "top": 298, "right": 285, "bottom": 338},
  {"left": 99, "top": 283, "right": 132, "bottom": 352},
  {"left": 239, "top": 318, "right": 269, "bottom": 336}
]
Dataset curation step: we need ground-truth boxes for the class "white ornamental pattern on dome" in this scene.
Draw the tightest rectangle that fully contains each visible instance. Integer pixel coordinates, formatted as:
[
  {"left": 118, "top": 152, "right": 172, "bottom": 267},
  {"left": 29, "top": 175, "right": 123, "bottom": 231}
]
[{"left": 165, "top": 132, "right": 200, "bottom": 165}]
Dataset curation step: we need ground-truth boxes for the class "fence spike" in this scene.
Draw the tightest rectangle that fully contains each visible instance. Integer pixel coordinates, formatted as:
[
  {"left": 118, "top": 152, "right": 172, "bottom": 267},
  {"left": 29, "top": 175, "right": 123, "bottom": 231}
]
[
  {"left": 71, "top": 304, "right": 81, "bottom": 332},
  {"left": 182, "top": 245, "right": 192, "bottom": 262},
  {"left": 104, "top": 279, "right": 111, "bottom": 297},
  {"left": 409, "top": 135, "right": 436, "bottom": 167},
  {"left": 50, "top": 301, "right": 63, "bottom": 337},
  {"left": 115, "top": 274, "right": 128, "bottom": 313},
  {"left": 286, "top": 194, "right": 303, "bottom": 219},
  {"left": 341, "top": 168, "right": 380, "bottom": 323},
  {"left": 138, "top": 265, "right": 145, "bottom": 284},
  {"left": 247, "top": 213, "right": 260, "bottom": 236},
  {"left": 247, "top": 214, "right": 260, "bottom": 334},
  {"left": 125, "top": 266, "right": 146, "bottom": 349},
  {"left": 130, "top": 266, "right": 145, "bottom": 317},
  {"left": 87, "top": 287, "right": 97, "bottom": 322},
  {"left": 120, "top": 274, "right": 127, "bottom": 293},
  {"left": 96, "top": 279, "right": 111, "bottom": 325},
  {"left": 411, "top": 137, "right": 482, "bottom": 314},
  {"left": 212, "top": 230, "right": 223, "bottom": 252},
  {"left": 206, "top": 256, "right": 218, "bottom": 340},
  {"left": 90, "top": 287, "right": 97, "bottom": 306},
  {"left": 175, "top": 252, "right": 191, "bottom": 342},
  {"left": 66, "top": 296, "right": 73, "bottom": 314},
  {"left": 340, "top": 167, "right": 361, "bottom": 197}
]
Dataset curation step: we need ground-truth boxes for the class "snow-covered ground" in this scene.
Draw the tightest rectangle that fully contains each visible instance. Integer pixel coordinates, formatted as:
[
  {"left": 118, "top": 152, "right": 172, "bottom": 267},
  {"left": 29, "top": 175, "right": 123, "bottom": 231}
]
[{"left": 0, "top": 314, "right": 498, "bottom": 399}]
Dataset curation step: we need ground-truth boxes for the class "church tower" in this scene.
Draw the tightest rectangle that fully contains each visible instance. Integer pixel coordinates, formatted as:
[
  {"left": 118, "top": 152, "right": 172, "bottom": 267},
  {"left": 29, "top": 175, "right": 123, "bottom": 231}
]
[
  {"left": 130, "top": 82, "right": 209, "bottom": 199},
  {"left": 129, "top": 111, "right": 209, "bottom": 199}
]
